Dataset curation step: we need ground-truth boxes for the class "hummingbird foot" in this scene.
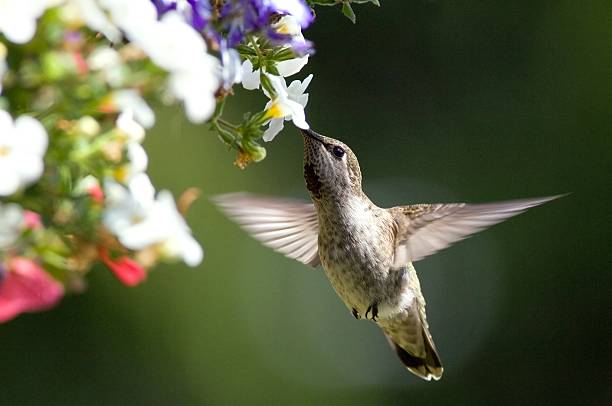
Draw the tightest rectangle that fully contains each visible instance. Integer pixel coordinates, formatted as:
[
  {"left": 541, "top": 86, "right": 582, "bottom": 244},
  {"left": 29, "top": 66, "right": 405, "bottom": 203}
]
[
  {"left": 365, "top": 302, "right": 379, "bottom": 322},
  {"left": 352, "top": 308, "right": 360, "bottom": 319}
]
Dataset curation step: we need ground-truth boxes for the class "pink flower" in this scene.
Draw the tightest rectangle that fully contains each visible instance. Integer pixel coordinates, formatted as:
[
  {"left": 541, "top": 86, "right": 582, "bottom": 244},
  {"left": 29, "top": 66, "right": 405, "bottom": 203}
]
[
  {"left": 0, "top": 258, "right": 64, "bottom": 323},
  {"left": 88, "top": 183, "right": 104, "bottom": 204},
  {"left": 98, "top": 246, "right": 146, "bottom": 287},
  {"left": 23, "top": 210, "right": 42, "bottom": 229}
]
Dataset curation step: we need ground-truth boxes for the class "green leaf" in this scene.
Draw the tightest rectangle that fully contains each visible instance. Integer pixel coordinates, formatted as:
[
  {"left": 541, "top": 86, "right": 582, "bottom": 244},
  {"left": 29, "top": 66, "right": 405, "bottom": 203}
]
[
  {"left": 309, "top": 0, "right": 338, "bottom": 6},
  {"left": 341, "top": 2, "right": 356, "bottom": 23},
  {"left": 351, "top": 0, "right": 380, "bottom": 5}
]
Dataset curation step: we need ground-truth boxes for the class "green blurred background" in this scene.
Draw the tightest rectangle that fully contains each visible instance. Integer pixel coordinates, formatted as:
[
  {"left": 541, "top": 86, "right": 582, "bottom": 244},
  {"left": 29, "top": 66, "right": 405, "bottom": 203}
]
[{"left": 3, "top": 1, "right": 611, "bottom": 405}]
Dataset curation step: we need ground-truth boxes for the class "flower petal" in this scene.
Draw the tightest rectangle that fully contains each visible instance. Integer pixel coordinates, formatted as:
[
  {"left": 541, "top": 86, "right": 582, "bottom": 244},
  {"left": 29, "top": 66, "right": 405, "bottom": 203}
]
[
  {"left": 0, "top": 258, "right": 64, "bottom": 323},
  {"left": 241, "top": 60, "right": 261, "bottom": 90},
  {"left": 263, "top": 118, "right": 285, "bottom": 142}
]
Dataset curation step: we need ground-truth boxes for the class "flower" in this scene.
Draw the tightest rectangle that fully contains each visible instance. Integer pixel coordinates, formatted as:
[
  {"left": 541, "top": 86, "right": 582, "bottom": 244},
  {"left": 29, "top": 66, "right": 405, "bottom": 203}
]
[
  {"left": 262, "top": 73, "right": 312, "bottom": 141},
  {"left": 108, "top": 89, "right": 155, "bottom": 129},
  {"left": 0, "top": 0, "right": 48, "bottom": 44},
  {"left": 0, "top": 258, "right": 64, "bottom": 323},
  {"left": 241, "top": 59, "right": 261, "bottom": 90},
  {"left": 270, "top": 0, "right": 314, "bottom": 28},
  {"left": 273, "top": 15, "right": 310, "bottom": 76},
  {"left": 87, "top": 46, "right": 126, "bottom": 87},
  {"left": 0, "top": 202, "right": 23, "bottom": 249},
  {"left": 220, "top": 42, "right": 243, "bottom": 89},
  {"left": 240, "top": 15, "right": 310, "bottom": 90},
  {"left": 63, "top": 0, "right": 122, "bottom": 43},
  {"left": 142, "top": 11, "right": 220, "bottom": 123},
  {"left": 23, "top": 210, "right": 42, "bottom": 230},
  {"left": 98, "top": 246, "right": 146, "bottom": 286},
  {"left": 220, "top": 0, "right": 313, "bottom": 47},
  {"left": 74, "top": 175, "right": 104, "bottom": 203},
  {"left": 103, "top": 174, "right": 203, "bottom": 266},
  {"left": 0, "top": 110, "right": 48, "bottom": 196}
]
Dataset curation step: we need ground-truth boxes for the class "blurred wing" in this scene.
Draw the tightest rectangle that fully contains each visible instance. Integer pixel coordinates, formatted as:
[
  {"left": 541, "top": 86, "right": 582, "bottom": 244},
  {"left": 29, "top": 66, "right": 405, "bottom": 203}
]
[
  {"left": 390, "top": 195, "right": 563, "bottom": 267},
  {"left": 212, "top": 193, "right": 320, "bottom": 267}
]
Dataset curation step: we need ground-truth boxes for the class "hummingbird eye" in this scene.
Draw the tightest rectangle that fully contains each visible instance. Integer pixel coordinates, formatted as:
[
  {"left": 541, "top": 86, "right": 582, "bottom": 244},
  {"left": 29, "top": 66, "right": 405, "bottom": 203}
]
[{"left": 331, "top": 146, "right": 345, "bottom": 159}]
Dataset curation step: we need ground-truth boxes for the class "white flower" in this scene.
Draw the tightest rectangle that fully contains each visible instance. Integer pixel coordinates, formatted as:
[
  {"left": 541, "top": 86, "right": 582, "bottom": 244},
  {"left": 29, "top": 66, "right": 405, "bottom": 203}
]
[
  {"left": 63, "top": 0, "right": 122, "bottom": 43},
  {"left": 0, "top": 0, "right": 48, "bottom": 44},
  {"left": 140, "top": 12, "right": 219, "bottom": 123},
  {"left": 240, "top": 16, "right": 309, "bottom": 91},
  {"left": 103, "top": 174, "right": 203, "bottom": 266},
  {"left": 168, "top": 58, "right": 219, "bottom": 123},
  {"left": 274, "top": 16, "right": 309, "bottom": 77},
  {"left": 0, "top": 202, "right": 23, "bottom": 249},
  {"left": 262, "top": 74, "right": 312, "bottom": 141},
  {"left": 241, "top": 60, "right": 261, "bottom": 91},
  {"left": 99, "top": 0, "right": 158, "bottom": 42},
  {"left": 87, "top": 46, "right": 126, "bottom": 87},
  {"left": 116, "top": 110, "right": 145, "bottom": 143},
  {"left": 65, "top": 2, "right": 220, "bottom": 124},
  {"left": 0, "top": 110, "right": 48, "bottom": 196},
  {"left": 112, "top": 89, "right": 155, "bottom": 129},
  {"left": 74, "top": 174, "right": 100, "bottom": 196},
  {"left": 114, "top": 110, "right": 148, "bottom": 182},
  {"left": 221, "top": 46, "right": 243, "bottom": 89}
]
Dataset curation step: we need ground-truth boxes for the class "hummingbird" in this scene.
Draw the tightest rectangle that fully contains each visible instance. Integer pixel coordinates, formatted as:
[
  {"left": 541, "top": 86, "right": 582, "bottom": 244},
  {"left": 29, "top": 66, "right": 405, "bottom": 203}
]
[{"left": 213, "top": 128, "right": 562, "bottom": 381}]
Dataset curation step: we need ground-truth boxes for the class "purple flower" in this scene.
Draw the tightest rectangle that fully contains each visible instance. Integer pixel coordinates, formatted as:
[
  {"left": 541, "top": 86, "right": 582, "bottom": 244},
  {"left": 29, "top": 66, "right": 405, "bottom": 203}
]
[
  {"left": 269, "top": 0, "right": 314, "bottom": 28},
  {"left": 150, "top": 0, "right": 314, "bottom": 53},
  {"left": 220, "top": 0, "right": 313, "bottom": 48}
]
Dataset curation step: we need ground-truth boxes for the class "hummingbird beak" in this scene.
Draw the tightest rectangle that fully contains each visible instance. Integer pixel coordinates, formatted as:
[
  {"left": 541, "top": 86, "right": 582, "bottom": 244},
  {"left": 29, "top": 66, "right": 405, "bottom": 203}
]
[{"left": 300, "top": 128, "right": 326, "bottom": 145}]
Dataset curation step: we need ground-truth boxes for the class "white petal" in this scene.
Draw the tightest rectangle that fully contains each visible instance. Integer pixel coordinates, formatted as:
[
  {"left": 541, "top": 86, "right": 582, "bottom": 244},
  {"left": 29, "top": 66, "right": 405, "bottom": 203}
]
[
  {"left": 267, "top": 74, "right": 289, "bottom": 99},
  {"left": 263, "top": 119, "right": 285, "bottom": 142},
  {"left": 241, "top": 60, "right": 261, "bottom": 90},
  {"left": 126, "top": 142, "right": 148, "bottom": 175},
  {"left": 277, "top": 56, "right": 308, "bottom": 77},
  {"left": 0, "top": 109, "right": 13, "bottom": 132},
  {"left": 74, "top": 0, "right": 122, "bottom": 43},
  {"left": 117, "top": 110, "right": 145, "bottom": 142},
  {"left": 176, "top": 233, "right": 203, "bottom": 266},
  {"left": 287, "top": 74, "right": 313, "bottom": 100},
  {"left": 13, "top": 116, "right": 48, "bottom": 156},
  {"left": 286, "top": 100, "right": 309, "bottom": 129},
  {"left": 0, "top": 12, "right": 37, "bottom": 44},
  {"left": 128, "top": 173, "right": 155, "bottom": 206},
  {"left": 11, "top": 153, "right": 44, "bottom": 184},
  {"left": 0, "top": 161, "right": 20, "bottom": 196},
  {"left": 113, "top": 90, "right": 155, "bottom": 129}
]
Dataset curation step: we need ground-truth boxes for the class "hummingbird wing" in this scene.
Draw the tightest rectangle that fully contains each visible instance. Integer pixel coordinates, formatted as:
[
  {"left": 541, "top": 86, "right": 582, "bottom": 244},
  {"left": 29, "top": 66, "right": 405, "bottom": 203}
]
[
  {"left": 378, "top": 263, "right": 443, "bottom": 380},
  {"left": 390, "top": 195, "right": 562, "bottom": 268},
  {"left": 212, "top": 193, "right": 320, "bottom": 267}
]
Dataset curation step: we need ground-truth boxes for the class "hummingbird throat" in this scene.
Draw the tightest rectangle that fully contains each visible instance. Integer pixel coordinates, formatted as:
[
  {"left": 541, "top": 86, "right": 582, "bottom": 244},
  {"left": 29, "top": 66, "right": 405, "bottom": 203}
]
[{"left": 304, "top": 163, "right": 322, "bottom": 199}]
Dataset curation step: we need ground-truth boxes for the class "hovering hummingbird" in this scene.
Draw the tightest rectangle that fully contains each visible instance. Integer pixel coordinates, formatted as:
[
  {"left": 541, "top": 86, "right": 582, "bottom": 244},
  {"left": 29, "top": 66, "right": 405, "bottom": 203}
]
[{"left": 213, "top": 128, "right": 562, "bottom": 381}]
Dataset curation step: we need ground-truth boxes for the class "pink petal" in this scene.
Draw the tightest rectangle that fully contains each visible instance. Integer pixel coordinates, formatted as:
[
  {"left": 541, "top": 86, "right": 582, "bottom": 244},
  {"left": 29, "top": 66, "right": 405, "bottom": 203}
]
[
  {"left": 23, "top": 210, "right": 42, "bottom": 229},
  {"left": 99, "top": 247, "right": 146, "bottom": 287},
  {"left": 88, "top": 184, "right": 104, "bottom": 204},
  {"left": 0, "top": 258, "right": 64, "bottom": 323}
]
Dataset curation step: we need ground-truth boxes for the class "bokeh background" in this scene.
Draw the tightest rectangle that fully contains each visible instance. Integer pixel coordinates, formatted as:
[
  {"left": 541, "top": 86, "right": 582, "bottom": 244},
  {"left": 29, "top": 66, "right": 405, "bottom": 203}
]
[{"left": 3, "top": 1, "right": 611, "bottom": 405}]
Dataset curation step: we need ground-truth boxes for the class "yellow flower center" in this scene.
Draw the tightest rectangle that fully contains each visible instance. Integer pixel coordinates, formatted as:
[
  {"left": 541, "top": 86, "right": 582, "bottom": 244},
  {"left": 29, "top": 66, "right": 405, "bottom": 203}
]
[
  {"left": 113, "top": 166, "right": 129, "bottom": 183},
  {"left": 0, "top": 145, "right": 11, "bottom": 157},
  {"left": 265, "top": 102, "right": 285, "bottom": 119}
]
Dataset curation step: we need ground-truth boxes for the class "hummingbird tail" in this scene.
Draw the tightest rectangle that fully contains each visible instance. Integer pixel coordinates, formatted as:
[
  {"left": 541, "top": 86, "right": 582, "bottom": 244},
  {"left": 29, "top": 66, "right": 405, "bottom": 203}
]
[
  {"left": 380, "top": 308, "right": 443, "bottom": 381},
  {"left": 383, "top": 329, "right": 443, "bottom": 381}
]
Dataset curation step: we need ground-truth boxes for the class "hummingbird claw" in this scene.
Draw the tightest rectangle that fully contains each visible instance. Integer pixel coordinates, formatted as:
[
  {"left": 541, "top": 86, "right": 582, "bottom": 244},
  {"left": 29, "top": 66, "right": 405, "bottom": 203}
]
[
  {"left": 365, "top": 302, "right": 379, "bottom": 322},
  {"left": 352, "top": 308, "right": 360, "bottom": 319}
]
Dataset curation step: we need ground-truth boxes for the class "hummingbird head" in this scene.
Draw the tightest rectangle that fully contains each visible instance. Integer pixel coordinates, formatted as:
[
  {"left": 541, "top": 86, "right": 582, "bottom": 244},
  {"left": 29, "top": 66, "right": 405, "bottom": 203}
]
[{"left": 301, "top": 128, "right": 363, "bottom": 202}]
